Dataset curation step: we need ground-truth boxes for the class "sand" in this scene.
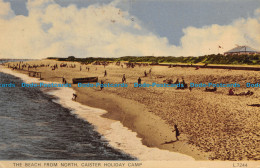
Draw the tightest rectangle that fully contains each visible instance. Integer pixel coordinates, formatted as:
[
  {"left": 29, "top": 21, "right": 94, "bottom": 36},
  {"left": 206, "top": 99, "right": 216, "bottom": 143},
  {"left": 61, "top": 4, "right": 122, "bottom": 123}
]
[{"left": 4, "top": 60, "right": 259, "bottom": 161}]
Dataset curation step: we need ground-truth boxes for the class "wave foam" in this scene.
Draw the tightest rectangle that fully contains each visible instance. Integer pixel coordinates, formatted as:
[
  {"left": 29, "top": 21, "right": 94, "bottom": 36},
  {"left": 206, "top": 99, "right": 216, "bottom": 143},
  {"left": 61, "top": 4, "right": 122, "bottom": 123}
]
[{"left": 0, "top": 67, "right": 195, "bottom": 161}]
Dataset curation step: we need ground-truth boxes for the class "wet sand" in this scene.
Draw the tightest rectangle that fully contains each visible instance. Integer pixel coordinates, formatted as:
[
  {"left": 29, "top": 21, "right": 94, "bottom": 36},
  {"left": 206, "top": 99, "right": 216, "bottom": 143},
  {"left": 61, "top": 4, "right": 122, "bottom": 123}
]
[{"left": 5, "top": 60, "right": 260, "bottom": 160}]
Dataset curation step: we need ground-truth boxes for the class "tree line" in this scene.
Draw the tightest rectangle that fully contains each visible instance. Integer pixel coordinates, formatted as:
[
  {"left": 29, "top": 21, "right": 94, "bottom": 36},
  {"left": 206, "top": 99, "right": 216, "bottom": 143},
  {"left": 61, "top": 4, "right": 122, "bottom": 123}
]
[{"left": 47, "top": 54, "right": 260, "bottom": 65}]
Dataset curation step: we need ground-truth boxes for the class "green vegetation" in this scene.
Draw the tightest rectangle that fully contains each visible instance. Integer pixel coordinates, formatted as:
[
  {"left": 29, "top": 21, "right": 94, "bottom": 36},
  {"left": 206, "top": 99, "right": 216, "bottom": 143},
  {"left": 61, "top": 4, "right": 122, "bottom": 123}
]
[{"left": 47, "top": 54, "right": 260, "bottom": 65}]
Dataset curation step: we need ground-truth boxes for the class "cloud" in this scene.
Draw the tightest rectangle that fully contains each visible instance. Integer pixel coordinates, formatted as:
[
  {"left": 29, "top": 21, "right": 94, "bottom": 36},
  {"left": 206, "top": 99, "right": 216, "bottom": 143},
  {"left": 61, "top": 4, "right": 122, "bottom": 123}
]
[
  {"left": 0, "top": 0, "right": 15, "bottom": 19},
  {"left": 179, "top": 16, "right": 260, "bottom": 56},
  {"left": 0, "top": 0, "right": 259, "bottom": 59}
]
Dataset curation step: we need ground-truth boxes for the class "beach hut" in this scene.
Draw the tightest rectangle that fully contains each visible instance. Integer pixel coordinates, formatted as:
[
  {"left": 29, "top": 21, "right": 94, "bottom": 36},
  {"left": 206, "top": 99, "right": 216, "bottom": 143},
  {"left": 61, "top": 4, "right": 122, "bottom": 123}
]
[{"left": 224, "top": 45, "right": 260, "bottom": 55}]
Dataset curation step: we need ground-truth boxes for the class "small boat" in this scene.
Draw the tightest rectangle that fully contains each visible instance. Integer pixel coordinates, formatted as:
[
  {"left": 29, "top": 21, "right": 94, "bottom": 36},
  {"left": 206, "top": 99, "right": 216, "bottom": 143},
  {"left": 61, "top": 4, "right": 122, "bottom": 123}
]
[{"left": 72, "top": 77, "right": 98, "bottom": 84}]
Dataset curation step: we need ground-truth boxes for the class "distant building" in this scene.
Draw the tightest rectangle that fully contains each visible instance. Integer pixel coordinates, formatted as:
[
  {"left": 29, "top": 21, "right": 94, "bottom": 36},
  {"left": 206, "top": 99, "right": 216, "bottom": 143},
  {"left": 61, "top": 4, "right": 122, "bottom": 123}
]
[{"left": 224, "top": 46, "right": 260, "bottom": 55}]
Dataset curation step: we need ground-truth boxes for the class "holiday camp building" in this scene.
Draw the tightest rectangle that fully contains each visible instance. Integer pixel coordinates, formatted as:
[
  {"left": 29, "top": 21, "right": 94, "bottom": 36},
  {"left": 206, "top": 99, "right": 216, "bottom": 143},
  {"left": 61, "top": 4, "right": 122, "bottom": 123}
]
[{"left": 224, "top": 46, "right": 260, "bottom": 55}]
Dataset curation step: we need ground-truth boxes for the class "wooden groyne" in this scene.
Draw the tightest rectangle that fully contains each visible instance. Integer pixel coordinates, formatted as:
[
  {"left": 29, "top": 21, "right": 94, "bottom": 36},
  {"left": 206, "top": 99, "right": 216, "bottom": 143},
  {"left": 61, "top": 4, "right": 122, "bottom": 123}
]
[{"left": 72, "top": 77, "right": 98, "bottom": 84}]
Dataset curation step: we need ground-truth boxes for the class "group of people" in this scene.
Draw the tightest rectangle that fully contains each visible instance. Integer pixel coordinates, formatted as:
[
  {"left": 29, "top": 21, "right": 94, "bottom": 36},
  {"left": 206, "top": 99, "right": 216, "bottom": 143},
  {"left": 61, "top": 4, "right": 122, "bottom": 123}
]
[{"left": 144, "top": 68, "right": 152, "bottom": 77}]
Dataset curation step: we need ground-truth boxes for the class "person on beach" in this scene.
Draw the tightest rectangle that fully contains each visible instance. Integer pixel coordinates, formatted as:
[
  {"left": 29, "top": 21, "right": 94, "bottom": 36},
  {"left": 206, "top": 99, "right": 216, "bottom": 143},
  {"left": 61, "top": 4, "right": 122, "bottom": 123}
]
[
  {"left": 229, "top": 88, "right": 234, "bottom": 95},
  {"left": 80, "top": 66, "right": 82, "bottom": 71},
  {"left": 122, "top": 74, "right": 126, "bottom": 83},
  {"left": 173, "top": 124, "right": 180, "bottom": 141},
  {"left": 138, "top": 77, "right": 141, "bottom": 87},
  {"left": 100, "top": 80, "right": 104, "bottom": 90},
  {"left": 144, "top": 70, "right": 147, "bottom": 77},
  {"left": 72, "top": 93, "right": 77, "bottom": 101},
  {"left": 174, "top": 78, "right": 179, "bottom": 84},
  {"left": 189, "top": 86, "right": 192, "bottom": 92},
  {"left": 104, "top": 70, "right": 107, "bottom": 77},
  {"left": 182, "top": 78, "right": 186, "bottom": 85}
]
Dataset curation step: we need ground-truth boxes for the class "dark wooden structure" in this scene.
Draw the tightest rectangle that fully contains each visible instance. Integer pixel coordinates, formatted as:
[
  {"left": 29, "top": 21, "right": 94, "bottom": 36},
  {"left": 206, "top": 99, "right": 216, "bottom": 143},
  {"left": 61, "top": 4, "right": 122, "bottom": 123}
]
[
  {"left": 28, "top": 71, "right": 42, "bottom": 79},
  {"left": 72, "top": 77, "right": 98, "bottom": 84}
]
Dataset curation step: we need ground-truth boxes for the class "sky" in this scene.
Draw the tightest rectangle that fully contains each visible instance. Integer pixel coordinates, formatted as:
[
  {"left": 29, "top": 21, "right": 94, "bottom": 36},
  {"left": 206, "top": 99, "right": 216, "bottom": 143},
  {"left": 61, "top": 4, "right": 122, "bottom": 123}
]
[{"left": 0, "top": 0, "right": 260, "bottom": 59}]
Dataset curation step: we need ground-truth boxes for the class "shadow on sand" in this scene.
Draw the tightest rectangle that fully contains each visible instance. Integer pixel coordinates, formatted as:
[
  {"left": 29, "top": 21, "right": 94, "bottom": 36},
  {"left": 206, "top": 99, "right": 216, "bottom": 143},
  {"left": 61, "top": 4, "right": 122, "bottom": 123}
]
[{"left": 161, "top": 140, "right": 178, "bottom": 145}]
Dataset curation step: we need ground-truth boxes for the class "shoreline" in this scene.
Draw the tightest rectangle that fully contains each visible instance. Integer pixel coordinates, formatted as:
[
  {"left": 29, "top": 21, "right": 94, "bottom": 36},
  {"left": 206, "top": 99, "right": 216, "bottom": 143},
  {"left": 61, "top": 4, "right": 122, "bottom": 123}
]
[
  {"left": 73, "top": 86, "right": 208, "bottom": 160},
  {"left": 0, "top": 65, "right": 197, "bottom": 160}
]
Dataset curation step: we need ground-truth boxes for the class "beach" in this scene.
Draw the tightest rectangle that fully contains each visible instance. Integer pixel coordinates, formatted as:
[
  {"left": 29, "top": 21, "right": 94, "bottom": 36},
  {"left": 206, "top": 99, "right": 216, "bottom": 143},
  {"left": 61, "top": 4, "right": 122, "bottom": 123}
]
[{"left": 3, "top": 60, "right": 259, "bottom": 161}]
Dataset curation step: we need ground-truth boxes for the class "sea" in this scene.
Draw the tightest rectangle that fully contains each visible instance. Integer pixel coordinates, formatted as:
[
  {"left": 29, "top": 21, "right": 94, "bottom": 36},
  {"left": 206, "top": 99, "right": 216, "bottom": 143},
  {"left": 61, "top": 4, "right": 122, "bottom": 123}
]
[
  {"left": 0, "top": 65, "right": 194, "bottom": 161},
  {"left": 0, "top": 71, "right": 134, "bottom": 160}
]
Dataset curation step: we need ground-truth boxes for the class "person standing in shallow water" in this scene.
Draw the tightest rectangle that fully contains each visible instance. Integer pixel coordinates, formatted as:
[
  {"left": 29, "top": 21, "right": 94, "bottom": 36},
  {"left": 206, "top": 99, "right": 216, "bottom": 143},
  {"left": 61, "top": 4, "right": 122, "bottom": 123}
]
[{"left": 173, "top": 124, "right": 180, "bottom": 141}]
